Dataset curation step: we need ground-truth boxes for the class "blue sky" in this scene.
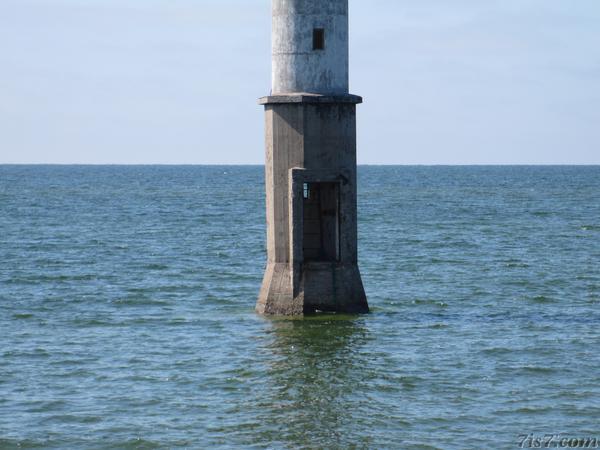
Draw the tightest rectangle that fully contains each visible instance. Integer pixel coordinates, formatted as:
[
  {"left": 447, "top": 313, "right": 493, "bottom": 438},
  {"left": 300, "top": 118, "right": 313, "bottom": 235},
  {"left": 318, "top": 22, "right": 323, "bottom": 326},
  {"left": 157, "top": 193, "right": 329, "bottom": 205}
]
[{"left": 1, "top": 0, "right": 599, "bottom": 164}]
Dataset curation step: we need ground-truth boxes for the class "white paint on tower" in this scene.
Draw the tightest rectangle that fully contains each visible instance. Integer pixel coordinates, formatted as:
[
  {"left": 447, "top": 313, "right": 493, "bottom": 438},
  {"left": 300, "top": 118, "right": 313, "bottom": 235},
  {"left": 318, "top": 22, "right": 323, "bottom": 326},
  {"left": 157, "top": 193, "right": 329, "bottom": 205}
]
[{"left": 271, "top": 0, "right": 349, "bottom": 95}]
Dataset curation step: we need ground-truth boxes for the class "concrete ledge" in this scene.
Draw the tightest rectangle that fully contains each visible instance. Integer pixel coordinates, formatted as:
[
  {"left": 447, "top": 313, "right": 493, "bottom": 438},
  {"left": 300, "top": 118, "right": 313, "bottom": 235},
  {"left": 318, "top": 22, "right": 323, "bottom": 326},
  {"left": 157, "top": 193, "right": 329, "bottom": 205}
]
[{"left": 259, "top": 93, "right": 363, "bottom": 105}]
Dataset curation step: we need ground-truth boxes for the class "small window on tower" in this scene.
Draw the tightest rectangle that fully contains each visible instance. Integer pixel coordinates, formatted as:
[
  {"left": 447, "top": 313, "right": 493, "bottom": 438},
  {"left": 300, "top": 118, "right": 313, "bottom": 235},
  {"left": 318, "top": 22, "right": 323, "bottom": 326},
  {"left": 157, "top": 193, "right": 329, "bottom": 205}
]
[{"left": 313, "top": 28, "right": 325, "bottom": 50}]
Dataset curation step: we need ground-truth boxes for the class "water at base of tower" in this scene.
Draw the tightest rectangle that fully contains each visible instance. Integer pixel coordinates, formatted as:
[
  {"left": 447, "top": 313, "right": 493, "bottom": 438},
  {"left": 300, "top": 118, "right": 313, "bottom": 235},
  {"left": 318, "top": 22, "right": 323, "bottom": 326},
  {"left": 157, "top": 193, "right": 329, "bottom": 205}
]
[{"left": 1, "top": 165, "right": 599, "bottom": 449}]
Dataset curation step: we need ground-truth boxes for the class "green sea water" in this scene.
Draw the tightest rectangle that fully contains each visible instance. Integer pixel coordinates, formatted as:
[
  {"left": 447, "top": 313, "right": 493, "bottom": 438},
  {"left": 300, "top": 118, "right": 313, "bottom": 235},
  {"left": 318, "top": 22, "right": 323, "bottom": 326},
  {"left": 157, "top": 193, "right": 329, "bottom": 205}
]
[{"left": 1, "top": 165, "right": 599, "bottom": 449}]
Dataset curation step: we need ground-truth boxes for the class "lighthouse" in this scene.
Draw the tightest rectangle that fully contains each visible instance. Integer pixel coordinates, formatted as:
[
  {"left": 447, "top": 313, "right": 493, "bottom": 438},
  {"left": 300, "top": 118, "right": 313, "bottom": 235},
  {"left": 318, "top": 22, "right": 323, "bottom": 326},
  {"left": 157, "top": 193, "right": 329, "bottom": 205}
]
[{"left": 257, "top": 0, "right": 368, "bottom": 315}]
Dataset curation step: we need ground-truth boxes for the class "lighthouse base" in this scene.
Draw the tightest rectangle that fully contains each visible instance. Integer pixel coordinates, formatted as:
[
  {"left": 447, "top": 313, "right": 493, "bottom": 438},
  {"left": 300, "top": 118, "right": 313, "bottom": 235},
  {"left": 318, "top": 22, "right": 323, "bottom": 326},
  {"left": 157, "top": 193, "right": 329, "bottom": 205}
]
[
  {"left": 257, "top": 262, "right": 368, "bottom": 315},
  {"left": 256, "top": 95, "right": 368, "bottom": 316}
]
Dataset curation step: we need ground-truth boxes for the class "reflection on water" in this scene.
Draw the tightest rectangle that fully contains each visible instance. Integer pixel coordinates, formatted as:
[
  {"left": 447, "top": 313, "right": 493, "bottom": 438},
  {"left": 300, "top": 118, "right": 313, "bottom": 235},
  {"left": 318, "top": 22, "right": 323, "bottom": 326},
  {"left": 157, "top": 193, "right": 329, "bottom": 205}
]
[{"left": 256, "top": 316, "right": 373, "bottom": 448}]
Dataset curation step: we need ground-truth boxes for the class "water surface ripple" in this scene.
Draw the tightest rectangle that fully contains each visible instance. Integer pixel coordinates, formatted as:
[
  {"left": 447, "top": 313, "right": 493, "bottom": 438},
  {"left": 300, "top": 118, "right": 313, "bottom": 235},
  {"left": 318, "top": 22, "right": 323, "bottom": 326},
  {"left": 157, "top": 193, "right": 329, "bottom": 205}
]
[{"left": 1, "top": 166, "right": 599, "bottom": 449}]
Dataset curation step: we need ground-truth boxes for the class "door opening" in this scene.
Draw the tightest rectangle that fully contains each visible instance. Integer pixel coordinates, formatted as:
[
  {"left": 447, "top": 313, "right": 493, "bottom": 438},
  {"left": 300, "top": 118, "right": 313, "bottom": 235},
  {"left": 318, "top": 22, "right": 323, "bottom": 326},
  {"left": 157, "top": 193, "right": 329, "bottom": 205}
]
[{"left": 302, "top": 182, "right": 340, "bottom": 262}]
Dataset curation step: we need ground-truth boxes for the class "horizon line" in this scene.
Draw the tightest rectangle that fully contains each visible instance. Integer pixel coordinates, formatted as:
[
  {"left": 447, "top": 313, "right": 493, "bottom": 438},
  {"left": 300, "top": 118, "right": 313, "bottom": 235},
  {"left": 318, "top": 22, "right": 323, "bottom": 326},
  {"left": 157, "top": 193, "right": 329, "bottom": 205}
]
[{"left": 1, "top": 163, "right": 599, "bottom": 167}]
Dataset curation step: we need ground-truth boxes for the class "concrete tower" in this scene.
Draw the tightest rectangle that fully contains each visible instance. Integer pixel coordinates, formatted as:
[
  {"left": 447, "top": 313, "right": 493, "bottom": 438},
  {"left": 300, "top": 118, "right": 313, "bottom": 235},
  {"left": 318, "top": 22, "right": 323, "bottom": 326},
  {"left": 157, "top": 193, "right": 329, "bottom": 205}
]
[{"left": 257, "top": 0, "right": 368, "bottom": 315}]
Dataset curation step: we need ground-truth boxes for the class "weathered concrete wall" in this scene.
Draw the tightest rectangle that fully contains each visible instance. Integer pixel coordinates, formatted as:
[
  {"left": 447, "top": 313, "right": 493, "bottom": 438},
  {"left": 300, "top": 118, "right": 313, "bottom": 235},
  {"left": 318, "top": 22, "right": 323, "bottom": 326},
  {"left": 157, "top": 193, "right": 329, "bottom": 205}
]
[
  {"left": 263, "top": 100, "right": 357, "bottom": 266},
  {"left": 272, "top": 0, "right": 349, "bottom": 95},
  {"left": 256, "top": 97, "right": 368, "bottom": 315}
]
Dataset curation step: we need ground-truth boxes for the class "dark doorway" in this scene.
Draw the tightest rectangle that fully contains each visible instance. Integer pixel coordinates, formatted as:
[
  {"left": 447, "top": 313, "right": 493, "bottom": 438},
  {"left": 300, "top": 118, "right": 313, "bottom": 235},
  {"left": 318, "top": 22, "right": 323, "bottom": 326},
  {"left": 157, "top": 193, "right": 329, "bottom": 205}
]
[{"left": 302, "top": 182, "right": 340, "bottom": 262}]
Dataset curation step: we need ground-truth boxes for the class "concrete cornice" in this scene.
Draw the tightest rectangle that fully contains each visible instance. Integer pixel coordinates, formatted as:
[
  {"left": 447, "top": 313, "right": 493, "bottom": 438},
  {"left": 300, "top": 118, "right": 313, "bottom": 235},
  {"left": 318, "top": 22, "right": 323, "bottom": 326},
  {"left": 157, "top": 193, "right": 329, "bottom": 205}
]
[{"left": 258, "top": 93, "right": 363, "bottom": 105}]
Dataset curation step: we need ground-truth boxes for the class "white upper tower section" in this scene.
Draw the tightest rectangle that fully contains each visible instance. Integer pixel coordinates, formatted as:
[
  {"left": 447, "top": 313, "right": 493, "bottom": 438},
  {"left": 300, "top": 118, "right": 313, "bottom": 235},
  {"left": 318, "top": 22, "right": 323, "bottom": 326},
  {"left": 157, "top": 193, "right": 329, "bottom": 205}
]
[{"left": 272, "top": 0, "right": 349, "bottom": 95}]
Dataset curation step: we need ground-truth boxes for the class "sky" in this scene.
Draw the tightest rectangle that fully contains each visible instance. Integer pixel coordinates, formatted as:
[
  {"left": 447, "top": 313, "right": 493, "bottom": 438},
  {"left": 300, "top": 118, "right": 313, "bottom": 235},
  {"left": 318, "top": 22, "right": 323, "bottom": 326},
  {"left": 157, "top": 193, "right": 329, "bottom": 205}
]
[{"left": 1, "top": 0, "right": 599, "bottom": 165}]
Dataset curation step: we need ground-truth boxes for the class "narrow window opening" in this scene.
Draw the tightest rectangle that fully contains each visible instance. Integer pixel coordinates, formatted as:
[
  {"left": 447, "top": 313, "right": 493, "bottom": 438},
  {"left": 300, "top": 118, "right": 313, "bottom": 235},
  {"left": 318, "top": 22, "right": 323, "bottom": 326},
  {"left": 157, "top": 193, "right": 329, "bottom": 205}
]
[{"left": 313, "top": 28, "right": 325, "bottom": 51}]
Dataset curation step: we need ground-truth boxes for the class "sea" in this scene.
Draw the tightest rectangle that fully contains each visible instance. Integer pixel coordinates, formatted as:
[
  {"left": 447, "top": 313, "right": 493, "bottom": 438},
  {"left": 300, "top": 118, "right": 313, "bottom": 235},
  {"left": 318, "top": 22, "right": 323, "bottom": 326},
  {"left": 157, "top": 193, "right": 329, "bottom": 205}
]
[{"left": 1, "top": 165, "right": 599, "bottom": 449}]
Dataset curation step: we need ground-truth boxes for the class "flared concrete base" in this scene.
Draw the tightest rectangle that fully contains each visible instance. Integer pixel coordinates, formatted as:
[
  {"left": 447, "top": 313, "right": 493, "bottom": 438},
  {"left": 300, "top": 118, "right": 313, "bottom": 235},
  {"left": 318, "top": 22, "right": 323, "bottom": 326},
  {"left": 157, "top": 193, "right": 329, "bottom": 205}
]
[{"left": 257, "top": 262, "right": 369, "bottom": 315}]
